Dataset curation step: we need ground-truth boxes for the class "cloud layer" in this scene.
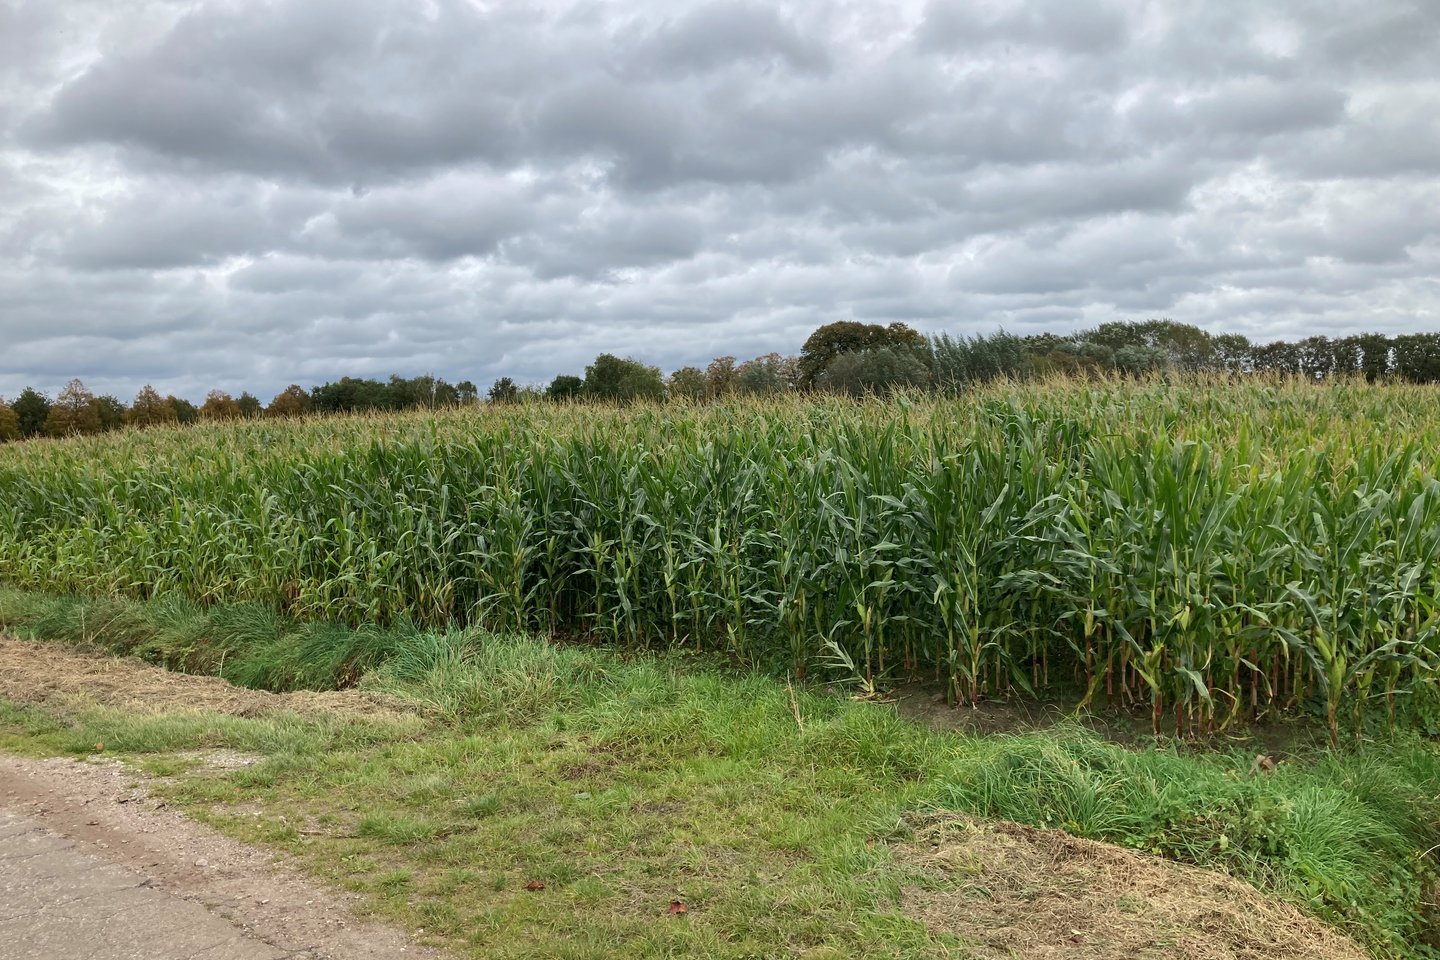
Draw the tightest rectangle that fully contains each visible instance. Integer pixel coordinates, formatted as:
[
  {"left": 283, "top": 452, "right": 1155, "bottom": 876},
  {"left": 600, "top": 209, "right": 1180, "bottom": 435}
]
[{"left": 3, "top": 0, "right": 1439, "bottom": 401}]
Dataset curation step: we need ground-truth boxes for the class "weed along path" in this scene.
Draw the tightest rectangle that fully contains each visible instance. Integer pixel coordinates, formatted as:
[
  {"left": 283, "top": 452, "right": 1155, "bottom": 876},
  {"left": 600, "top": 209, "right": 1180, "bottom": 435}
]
[{"left": 0, "top": 753, "right": 448, "bottom": 960}]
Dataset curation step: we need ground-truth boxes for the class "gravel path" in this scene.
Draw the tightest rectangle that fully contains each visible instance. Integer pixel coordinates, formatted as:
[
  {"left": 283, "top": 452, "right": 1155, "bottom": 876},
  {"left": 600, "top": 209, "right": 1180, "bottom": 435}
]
[
  {"left": 1, "top": 808, "right": 287, "bottom": 960},
  {"left": 0, "top": 754, "right": 445, "bottom": 960}
]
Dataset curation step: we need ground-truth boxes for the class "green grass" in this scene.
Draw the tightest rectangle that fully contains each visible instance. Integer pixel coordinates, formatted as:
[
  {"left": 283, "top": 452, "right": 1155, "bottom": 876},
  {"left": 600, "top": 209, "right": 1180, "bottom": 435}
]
[
  {"left": 2, "top": 589, "right": 1439, "bottom": 957},
  {"left": 0, "top": 698, "right": 416, "bottom": 759},
  {"left": 0, "top": 586, "right": 431, "bottom": 692}
]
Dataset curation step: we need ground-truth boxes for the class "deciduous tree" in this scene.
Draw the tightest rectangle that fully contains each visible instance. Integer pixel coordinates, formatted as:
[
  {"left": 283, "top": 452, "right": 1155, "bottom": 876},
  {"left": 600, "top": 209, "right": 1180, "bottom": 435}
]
[
  {"left": 12, "top": 387, "right": 51, "bottom": 438},
  {"left": 798, "top": 321, "right": 922, "bottom": 387},
  {"left": 0, "top": 398, "right": 19, "bottom": 442},
  {"left": 128, "top": 385, "right": 178, "bottom": 427},
  {"left": 1393, "top": 333, "right": 1440, "bottom": 383},
  {"left": 309, "top": 377, "right": 394, "bottom": 413},
  {"left": 545, "top": 375, "right": 584, "bottom": 400},
  {"left": 266, "top": 385, "right": 311, "bottom": 418},
  {"left": 704, "top": 356, "right": 737, "bottom": 396},
  {"left": 199, "top": 389, "right": 242, "bottom": 420},
  {"left": 667, "top": 366, "right": 707, "bottom": 401},
  {"left": 168, "top": 395, "right": 199, "bottom": 424},
  {"left": 582, "top": 354, "right": 665, "bottom": 403},
  {"left": 814, "top": 346, "right": 931, "bottom": 397},
  {"left": 44, "top": 379, "right": 102, "bottom": 436},
  {"left": 488, "top": 377, "right": 520, "bottom": 404},
  {"left": 734, "top": 353, "right": 793, "bottom": 395},
  {"left": 1212, "top": 334, "right": 1253, "bottom": 374},
  {"left": 91, "top": 394, "right": 127, "bottom": 431}
]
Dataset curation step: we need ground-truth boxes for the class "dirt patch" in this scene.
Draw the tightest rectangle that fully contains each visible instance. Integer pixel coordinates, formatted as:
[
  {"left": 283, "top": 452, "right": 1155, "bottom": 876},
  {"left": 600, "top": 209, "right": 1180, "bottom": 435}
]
[
  {"left": 889, "top": 681, "right": 1330, "bottom": 756},
  {"left": 900, "top": 812, "right": 1367, "bottom": 960},
  {"left": 176, "top": 748, "right": 266, "bottom": 770},
  {"left": 0, "top": 634, "right": 413, "bottom": 721},
  {"left": 0, "top": 752, "right": 449, "bottom": 960},
  {"left": 889, "top": 682, "right": 1080, "bottom": 738}
]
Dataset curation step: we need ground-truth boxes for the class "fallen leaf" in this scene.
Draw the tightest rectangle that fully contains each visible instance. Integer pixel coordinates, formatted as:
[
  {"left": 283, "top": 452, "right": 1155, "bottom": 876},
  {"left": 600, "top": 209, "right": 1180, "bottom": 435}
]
[{"left": 525, "top": 880, "right": 545, "bottom": 892}]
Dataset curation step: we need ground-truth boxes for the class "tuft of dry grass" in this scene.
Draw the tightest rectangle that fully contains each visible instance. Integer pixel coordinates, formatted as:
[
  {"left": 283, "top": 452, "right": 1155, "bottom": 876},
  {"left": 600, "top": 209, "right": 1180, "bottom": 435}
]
[
  {"left": 0, "top": 634, "right": 415, "bottom": 722},
  {"left": 901, "top": 812, "right": 1369, "bottom": 960}
]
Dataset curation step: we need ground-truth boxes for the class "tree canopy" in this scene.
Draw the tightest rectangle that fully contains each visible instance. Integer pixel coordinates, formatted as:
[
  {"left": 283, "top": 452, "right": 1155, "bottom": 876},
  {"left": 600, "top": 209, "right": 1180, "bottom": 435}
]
[
  {"left": 44, "top": 380, "right": 102, "bottom": 437},
  {"left": 546, "top": 375, "right": 584, "bottom": 400},
  {"left": 267, "top": 385, "right": 312, "bottom": 418},
  {"left": 0, "top": 399, "right": 19, "bottom": 442},
  {"left": 815, "top": 346, "right": 931, "bottom": 397},
  {"left": 488, "top": 377, "right": 520, "bottom": 404},
  {"left": 128, "top": 385, "right": 178, "bottom": 427},
  {"left": 200, "top": 390, "right": 243, "bottom": 421},
  {"left": 798, "top": 321, "right": 924, "bottom": 387},
  {"left": 667, "top": 366, "right": 707, "bottom": 401},
  {"left": 12, "top": 387, "right": 51, "bottom": 438},
  {"left": 582, "top": 354, "right": 665, "bottom": 403}
]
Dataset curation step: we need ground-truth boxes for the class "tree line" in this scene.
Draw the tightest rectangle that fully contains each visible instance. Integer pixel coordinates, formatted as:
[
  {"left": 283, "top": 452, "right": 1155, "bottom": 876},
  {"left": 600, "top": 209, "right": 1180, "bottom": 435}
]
[{"left": 6, "top": 319, "right": 1440, "bottom": 441}]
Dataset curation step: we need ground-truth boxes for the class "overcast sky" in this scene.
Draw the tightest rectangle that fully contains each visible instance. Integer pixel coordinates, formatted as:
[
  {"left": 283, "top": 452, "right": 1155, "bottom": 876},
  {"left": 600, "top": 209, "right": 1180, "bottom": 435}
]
[{"left": 2, "top": 0, "right": 1438, "bottom": 402}]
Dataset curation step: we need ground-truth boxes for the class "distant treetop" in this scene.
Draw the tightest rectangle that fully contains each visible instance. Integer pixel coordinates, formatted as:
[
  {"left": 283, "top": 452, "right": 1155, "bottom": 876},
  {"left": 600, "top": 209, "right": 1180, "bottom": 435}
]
[{"left": 9, "top": 320, "right": 1440, "bottom": 444}]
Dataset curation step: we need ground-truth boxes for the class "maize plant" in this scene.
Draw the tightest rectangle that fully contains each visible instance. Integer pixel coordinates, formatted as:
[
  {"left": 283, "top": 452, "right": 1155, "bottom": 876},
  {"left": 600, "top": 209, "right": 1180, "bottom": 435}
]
[{"left": 3, "top": 376, "right": 1440, "bottom": 734}]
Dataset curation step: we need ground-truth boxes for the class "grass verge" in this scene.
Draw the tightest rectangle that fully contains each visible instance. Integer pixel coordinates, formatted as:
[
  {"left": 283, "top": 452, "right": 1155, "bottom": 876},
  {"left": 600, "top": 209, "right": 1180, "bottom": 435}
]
[{"left": 1, "top": 586, "right": 1438, "bottom": 957}]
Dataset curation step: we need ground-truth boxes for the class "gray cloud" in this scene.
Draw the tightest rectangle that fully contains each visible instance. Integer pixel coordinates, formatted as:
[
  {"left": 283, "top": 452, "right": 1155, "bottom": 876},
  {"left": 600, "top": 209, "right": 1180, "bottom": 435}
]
[
  {"left": 918, "top": 0, "right": 1129, "bottom": 56},
  {"left": 58, "top": 181, "right": 300, "bottom": 269},
  {"left": 2, "top": 0, "right": 1439, "bottom": 403},
  {"left": 627, "top": 1, "right": 831, "bottom": 78}
]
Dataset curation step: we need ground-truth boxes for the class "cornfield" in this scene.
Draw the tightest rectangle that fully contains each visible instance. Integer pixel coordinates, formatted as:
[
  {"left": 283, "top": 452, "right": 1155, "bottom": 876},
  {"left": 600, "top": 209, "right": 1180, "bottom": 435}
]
[{"left": 4, "top": 377, "right": 1440, "bottom": 740}]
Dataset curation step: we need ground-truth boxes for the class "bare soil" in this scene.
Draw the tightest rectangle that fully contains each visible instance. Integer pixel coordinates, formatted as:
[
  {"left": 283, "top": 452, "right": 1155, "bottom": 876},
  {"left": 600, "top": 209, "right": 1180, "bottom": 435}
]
[
  {"left": 0, "top": 752, "right": 447, "bottom": 960},
  {"left": 888, "top": 680, "right": 1330, "bottom": 756},
  {"left": 0, "top": 634, "right": 412, "bottom": 720},
  {"left": 900, "top": 812, "right": 1368, "bottom": 960},
  {"left": 888, "top": 681, "right": 1080, "bottom": 737}
]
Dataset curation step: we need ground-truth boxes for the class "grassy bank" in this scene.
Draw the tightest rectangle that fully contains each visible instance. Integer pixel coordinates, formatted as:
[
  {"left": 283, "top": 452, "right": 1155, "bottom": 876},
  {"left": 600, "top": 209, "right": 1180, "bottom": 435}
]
[{"left": 2, "top": 587, "right": 1437, "bottom": 956}]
